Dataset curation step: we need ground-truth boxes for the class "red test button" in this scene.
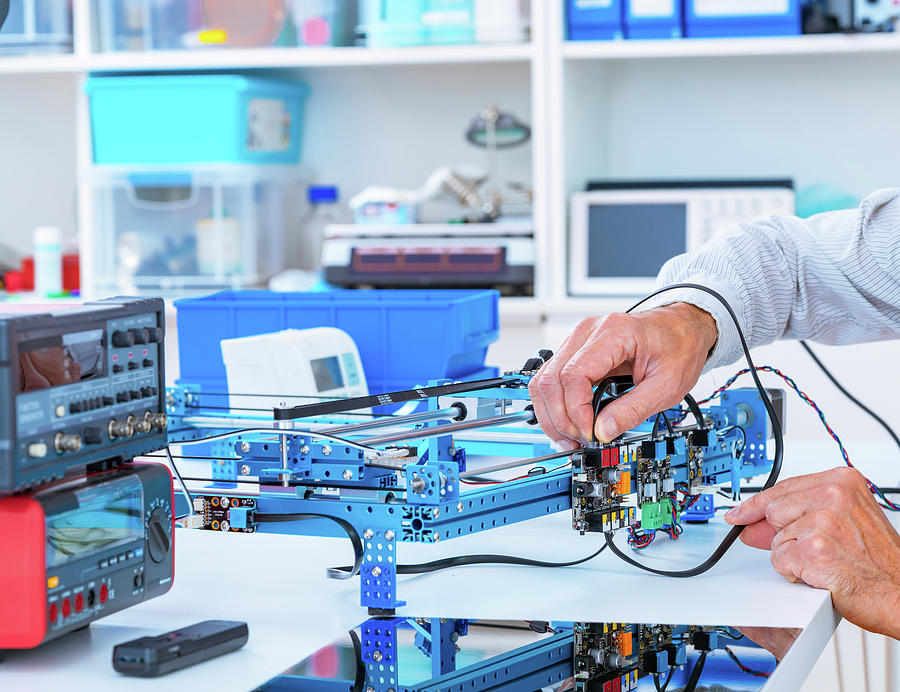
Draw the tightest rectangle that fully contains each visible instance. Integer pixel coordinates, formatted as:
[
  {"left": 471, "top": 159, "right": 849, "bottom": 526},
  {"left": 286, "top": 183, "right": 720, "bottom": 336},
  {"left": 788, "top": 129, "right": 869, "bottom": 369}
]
[
  {"left": 61, "top": 598, "right": 71, "bottom": 618},
  {"left": 48, "top": 602, "right": 58, "bottom": 622},
  {"left": 99, "top": 583, "right": 108, "bottom": 603},
  {"left": 74, "top": 593, "right": 84, "bottom": 613}
]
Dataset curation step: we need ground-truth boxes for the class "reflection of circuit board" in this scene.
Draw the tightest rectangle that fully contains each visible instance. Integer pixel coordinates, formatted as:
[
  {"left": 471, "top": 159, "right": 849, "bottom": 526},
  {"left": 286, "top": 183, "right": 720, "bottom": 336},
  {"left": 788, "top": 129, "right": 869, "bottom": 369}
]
[
  {"left": 574, "top": 622, "right": 639, "bottom": 690},
  {"left": 192, "top": 495, "right": 256, "bottom": 533}
]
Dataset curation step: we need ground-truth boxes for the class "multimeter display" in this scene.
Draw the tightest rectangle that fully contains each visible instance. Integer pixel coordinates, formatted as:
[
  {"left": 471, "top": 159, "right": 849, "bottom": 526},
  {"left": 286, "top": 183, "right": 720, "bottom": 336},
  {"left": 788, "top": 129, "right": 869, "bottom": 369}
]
[
  {"left": 310, "top": 355, "right": 344, "bottom": 392},
  {"left": 44, "top": 475, "right": 143, "bottom": 568}
]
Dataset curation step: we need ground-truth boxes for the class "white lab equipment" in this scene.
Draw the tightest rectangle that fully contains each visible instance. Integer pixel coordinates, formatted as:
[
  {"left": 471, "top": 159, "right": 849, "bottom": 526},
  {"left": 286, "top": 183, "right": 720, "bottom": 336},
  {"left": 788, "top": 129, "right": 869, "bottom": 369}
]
[
  {"left": 33, "top": 226, "right": 62, "bottom": 295},
  {"left": 221, "top": 327, "right": 368, "bottom": 413}
]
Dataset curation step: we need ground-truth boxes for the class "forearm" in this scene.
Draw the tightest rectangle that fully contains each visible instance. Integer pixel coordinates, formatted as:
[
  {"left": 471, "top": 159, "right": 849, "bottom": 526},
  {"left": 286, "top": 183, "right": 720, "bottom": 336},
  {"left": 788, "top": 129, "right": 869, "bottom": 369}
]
[{"left": 642, "top": 188, "right": 900, "bottom": 370}]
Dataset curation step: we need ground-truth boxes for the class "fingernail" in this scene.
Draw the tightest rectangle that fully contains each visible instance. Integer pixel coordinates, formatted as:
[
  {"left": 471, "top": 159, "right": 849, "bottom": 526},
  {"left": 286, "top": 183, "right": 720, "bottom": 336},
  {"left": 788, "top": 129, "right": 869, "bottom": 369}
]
[
  {"left": 558, "top": 440, "right": 576, "bottom": 452},
  {"left": 724, "top": 506, "right": 741, "bottom": 522},
  {"left": 596, "top": 417, "right": 618, "bottom": 443}
]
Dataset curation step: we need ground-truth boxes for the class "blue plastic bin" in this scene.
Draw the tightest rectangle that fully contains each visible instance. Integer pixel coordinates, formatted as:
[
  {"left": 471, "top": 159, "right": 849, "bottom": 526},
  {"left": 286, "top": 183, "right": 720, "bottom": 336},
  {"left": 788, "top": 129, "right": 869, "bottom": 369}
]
[
  {"left": 683, "top": 0, "right": 801, "bottom": 37},
  {"left": 567, "top": 0, "right": 624, "bottom": 41},
  {"left": 86, "top": 75, "right": 309, "bottom": 165},
  {"left": 625, "top": 0, "right": 683, "bottom": 39},
  {"left": 174, "top": 289, "right": 500, "bottom": 396}
]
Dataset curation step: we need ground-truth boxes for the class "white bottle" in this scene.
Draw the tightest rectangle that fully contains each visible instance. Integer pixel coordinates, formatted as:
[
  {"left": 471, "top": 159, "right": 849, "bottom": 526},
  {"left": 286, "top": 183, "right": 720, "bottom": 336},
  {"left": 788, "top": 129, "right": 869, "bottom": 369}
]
[{"left": 33, "top": 226, "right": 63, "bottom": 296}]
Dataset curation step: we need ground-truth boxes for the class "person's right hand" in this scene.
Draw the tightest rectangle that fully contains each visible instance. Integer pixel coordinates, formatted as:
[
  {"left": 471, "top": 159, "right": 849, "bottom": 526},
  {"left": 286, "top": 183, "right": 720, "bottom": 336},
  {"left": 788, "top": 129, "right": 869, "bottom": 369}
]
[{"left": 527, "top": 302, "right": 718, "bottom": 449}]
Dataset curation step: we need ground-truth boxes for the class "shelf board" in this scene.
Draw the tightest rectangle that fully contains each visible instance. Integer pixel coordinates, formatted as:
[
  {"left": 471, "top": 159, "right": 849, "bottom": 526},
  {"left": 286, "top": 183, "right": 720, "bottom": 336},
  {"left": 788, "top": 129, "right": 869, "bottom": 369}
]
[
  {"left": 563, "top": 33, "right": 900, "bottom": 61},
  {"left": 0, "top": 52, "right": 81, "bottom": 74}
]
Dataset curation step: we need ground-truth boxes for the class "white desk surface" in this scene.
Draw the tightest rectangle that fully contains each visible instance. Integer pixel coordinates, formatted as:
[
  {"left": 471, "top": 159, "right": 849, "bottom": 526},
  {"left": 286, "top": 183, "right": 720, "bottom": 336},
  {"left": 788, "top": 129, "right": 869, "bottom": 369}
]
[{"left": 6, "top": 438, "right": 890, "bottom": 691}]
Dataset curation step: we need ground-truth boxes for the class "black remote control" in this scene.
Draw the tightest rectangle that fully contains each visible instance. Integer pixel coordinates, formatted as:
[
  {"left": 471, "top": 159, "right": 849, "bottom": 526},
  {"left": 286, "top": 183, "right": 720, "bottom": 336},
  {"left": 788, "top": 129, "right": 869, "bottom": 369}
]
[{"left": 112, "top": 620, "right": 248, "bottom": 677}]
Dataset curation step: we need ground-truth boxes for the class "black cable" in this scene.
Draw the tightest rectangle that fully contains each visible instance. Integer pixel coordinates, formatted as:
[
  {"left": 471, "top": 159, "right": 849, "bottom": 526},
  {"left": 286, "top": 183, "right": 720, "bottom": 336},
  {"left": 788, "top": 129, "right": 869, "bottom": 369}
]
[
  {"left": 654, "top": 665, "right": 675, "bottom": 692},
  {"left": 683, "top": 649, "right": 709, "bottom": 692},
  {"left": 253, "top": 513, "right": 364, "bottom": 579},
  {"left": 349, "top": 629, "right": 365, "bottom": 692},
  {"left": 602, "top": 283, "right": 784, "bottom": 578},
  {"left": 328, "top": 543, "right": 607, "bottom": 577},
  {"left": 166, "top": 445, "right": 194, "bottom": 520},
  {"left": 800, "top": 340, "right": 900, "bottom": 454}
]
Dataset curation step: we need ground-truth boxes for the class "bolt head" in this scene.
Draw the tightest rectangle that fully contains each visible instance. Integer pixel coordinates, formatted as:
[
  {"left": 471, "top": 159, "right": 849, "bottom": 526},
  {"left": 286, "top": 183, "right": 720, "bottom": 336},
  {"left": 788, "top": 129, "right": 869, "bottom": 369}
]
[
  {"left": 372, "top": 566, "right": 382, "bottom": 577},
  {"left": 372, "top": 650, "right": 383, "bottom": 662},
  {"left": 450, "top": 632, "right": 459, "bottom": 641},
  {"left": 433, "top": 507, "right": 440, "bottom": 518},
  {"left": 240, "top": 441, "right": 250, "bottom": 453},
  {"left": 322, "top": 445, "right": 332, "bottom": 456},
  {"left": 432, "top": 532, "right": 440, "bottom": 542},
  {"left": 457, "top": 501, "right": 464, "bottom": 512},
  {"left": 366, "top": 687, "right": 376, "bottom": 692},
  {"left": 363, "top": 529, "right": 374, "bottom": 540},
  {"left": 240, "top": 464, "right": 251, "bottom": 475},
  {"left": 300, "top": 444, "right": 310, "bottom": 455},
  {"left": 385, "top": 530, "right": 395, "bottom": 541},
  {"left": 343, "top": 469, "right": 353, "bottom": 480}
]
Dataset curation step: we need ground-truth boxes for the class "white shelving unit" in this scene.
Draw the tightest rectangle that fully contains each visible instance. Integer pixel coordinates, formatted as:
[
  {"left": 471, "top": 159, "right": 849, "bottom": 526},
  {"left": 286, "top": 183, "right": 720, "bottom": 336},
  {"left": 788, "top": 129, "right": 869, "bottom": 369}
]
[{"left": 3, "top": 2, "right": 900, "bottom": 321}]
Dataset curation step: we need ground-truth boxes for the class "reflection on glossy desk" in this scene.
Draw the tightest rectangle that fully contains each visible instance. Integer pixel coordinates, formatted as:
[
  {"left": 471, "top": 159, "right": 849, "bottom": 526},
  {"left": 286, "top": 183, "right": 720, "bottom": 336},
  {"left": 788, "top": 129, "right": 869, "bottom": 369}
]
[{"left": 253, "top": 616, "right": 816, "bottom": 692}]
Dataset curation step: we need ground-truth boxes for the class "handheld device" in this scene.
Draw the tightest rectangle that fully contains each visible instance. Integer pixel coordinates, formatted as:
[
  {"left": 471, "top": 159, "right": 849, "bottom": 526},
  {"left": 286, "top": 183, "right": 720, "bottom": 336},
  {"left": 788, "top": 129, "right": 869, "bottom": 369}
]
[
  {"left": 0, "top": 462, "right": 175, "bottom": 649},
  {"left": 112, "top": 620, "right": 249, "bottom": 677},
  {"left": 221, "top": 327, "right": 368, "bottom": 412},
  {"left": 0, "top": 296, "right": 167, "bottom": 493}
]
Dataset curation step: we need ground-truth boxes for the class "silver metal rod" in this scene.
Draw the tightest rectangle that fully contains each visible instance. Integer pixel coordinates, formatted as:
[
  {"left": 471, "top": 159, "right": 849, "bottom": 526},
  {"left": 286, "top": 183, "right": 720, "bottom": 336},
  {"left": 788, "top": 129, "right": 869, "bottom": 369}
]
[
  {"left": 459, "top": 450, "right": 575, "bottom": 478},
  {"left": 323, "top": 406, "right": 461, "bottom": 435},
  {"left": 358, "top": 410, "right": 535, "bottom": 447}
]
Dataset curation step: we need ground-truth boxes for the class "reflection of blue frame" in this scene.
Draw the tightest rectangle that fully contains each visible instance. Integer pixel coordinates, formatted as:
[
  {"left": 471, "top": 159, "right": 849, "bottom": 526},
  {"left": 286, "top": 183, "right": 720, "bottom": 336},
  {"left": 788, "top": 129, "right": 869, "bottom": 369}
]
[{"left": 683, "top": 0, "right": 801, "bottom": 37}]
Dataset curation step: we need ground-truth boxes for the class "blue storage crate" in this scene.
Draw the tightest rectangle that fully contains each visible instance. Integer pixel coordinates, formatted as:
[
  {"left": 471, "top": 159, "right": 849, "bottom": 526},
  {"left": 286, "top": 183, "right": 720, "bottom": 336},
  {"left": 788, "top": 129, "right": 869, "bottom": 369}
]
[
  {"left": 174, "top": 289, "right": 500, "bottom": 396},
  {"left": 86, "top": 75, "right": 309, "bottom": 165},
  {"left": 567, "top": 0, "right": 624, "bottom": 41},
  {"left": 625, "top": 0, "right": 683, "bottom": 38},
  {"left": 683, "top": 0, "right": 801, "bottom": 37}
]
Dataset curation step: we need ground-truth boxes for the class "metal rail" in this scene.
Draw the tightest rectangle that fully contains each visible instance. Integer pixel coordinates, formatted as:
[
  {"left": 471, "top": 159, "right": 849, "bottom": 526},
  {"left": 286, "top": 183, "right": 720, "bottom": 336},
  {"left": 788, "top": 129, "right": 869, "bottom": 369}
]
[
  {"left": 357, "top": 409, "right": 536, "bottom": 447},
  {"left": 323, "top": 405, "right": 464, "bottom": 435}
]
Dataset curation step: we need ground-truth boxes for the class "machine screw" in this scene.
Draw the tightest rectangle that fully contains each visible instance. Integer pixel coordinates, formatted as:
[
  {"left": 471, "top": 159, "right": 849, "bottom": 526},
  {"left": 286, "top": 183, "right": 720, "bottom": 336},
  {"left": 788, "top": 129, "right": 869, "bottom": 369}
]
[
  {"left": 410, "top": 477, "right": 426, "bottom": 494},
  {"left": 240, "top": 465, "right": 251, "bottom": 476},
  {"left": 457, "top": 501, "right": 464, "bottom": 513},
  {"left": 220, "top": 520, "right": 230, "bottom": 532},
  {"left": 343, "top": 469, "right": 353, "bottom": 480},
  {"left": 433, "top": 508, "right": 440, "bottom": 518},
  {"left": 322, "top": 445, "right": 332, "bottom": 456},
  {"left": 241, "top": 441, "right": 250, "bottom": 453},
  {"left": 448, "top": 446, "right": 456, "bottom": 455},
  {"left": 432, "top": 532, "right": 440, "bottom": 542},
  {"left": 372, "top": 650, "right": 383, "bottom": 662},
  {"left": 363, "top": 529, "right": 374, "bottom": 540},
  {"left": 366, "top": 687, "right": 376, "bottom": 692},
  {"left": 372, "top": 566, "right": 382, "bottom": 577},
  {"left": 385, "top": 530, "right": 395, "bottom": 541},
  {"left": 165, "top": 392, "right": 175, "bottom": 406},
  {"left": 300, "top": 444, "right": 310, "bottom": 455},
  {"left": 450, "top": 632, "right": 459, "bottom": 642}
]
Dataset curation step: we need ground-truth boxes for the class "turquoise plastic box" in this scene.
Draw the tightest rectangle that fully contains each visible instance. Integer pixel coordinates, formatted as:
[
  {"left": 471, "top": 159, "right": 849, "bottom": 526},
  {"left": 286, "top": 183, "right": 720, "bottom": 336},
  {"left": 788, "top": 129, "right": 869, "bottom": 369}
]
[{"left": 85, "top": 75, "right": 309, "bottom": 165}]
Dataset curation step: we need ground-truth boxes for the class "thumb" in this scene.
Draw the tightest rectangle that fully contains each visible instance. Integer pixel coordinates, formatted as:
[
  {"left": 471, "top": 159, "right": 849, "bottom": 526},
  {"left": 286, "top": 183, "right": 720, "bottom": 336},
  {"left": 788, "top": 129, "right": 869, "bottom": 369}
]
[{"left": 593, "top": 378, "right": 674, "bottom": 443}]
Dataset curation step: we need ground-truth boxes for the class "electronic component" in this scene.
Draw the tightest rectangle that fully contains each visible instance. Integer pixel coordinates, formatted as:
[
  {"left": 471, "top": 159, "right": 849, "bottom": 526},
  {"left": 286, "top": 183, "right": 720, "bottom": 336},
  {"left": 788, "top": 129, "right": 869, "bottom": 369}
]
[
  {"left": 0, "top": 462, "right": 174, "bottom": 649},
  {"left": 221, "top": 327, "right": 368, "bottom": 412},
  {"left": 112, "top": 620, "right": 248, "bottom": 677},
  {"left": 321, "top": 219, "right": 535, "bottom": 294},
  {"left": 0, "top": 296, "right": 167, "bottom": 493},
  {"left": 569, "top": 180, "right": 795, "bottom": 296}
]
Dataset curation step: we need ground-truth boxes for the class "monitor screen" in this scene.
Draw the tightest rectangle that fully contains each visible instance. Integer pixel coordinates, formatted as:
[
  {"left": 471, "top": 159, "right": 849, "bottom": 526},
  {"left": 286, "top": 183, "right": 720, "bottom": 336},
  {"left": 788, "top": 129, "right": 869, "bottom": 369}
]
[
  {"left": 586, "top": 203, "right": 687, "bottom": 278},
  {"left": 17, "top": 328, "right": 107, "bottom": 394}
]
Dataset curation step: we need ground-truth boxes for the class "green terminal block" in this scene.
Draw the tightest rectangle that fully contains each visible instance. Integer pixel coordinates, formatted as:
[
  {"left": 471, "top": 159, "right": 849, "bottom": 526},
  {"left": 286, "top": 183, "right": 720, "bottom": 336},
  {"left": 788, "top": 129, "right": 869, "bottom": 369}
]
[{"left": 640, "top": 499, "right": 673, "bottom": 531}]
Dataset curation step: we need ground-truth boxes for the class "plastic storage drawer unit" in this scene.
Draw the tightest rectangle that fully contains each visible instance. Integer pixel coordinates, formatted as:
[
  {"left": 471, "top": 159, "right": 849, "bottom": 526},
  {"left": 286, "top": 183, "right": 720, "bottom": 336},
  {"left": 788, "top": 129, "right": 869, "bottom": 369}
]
[
  {"left": 174, "top": 289, "right": 500, "bottom": 397},
  {"left": 94, "top": 0, "right": 356, "bottom": 51},
  {"left": 90, "top": 167, "right": 298, "bottom": 293},
  {"left": 567, "top": 0, "right": 624, "bottom": 40},
  {"left": 0, "top": 0, "right": 72, "bottom": 54},
  {"left": 86, "top": 75, "right": 309, "bottom": 165},
  {"left": 625, "top": 0, "right": 683, "bottom": 38}
]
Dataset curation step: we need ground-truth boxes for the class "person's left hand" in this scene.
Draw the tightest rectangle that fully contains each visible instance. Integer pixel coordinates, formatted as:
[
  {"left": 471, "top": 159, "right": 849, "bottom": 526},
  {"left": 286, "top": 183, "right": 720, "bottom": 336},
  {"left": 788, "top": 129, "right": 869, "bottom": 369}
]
[{"left": 724, "top": 467, "right": 900, "bottom": 639}]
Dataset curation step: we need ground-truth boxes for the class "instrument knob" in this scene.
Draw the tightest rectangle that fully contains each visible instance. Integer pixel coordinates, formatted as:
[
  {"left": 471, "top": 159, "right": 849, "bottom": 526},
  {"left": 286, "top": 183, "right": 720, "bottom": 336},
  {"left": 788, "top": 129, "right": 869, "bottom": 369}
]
[
  {"left": 146, "top": 505, "right": 172, "bottom": 564},
  {"left": 111, "top": 330, "right": 134, "bottom": 348}
]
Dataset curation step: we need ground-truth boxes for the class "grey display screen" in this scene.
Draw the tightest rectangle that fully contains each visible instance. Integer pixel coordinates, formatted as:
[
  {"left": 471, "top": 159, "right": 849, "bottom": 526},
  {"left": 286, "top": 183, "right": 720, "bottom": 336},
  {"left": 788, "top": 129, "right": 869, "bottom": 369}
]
[
  {"left": 18, "top": 328, "right": 106, "bottom": 394},
  {"left": 586, "top": 203, "right": 687, "bottom": 278},
  {"left": 310, "top": 356, "right": 344, "bottom": 392},
  {"left": 45, "top": 475, "right": 143, "bottom": 568}
]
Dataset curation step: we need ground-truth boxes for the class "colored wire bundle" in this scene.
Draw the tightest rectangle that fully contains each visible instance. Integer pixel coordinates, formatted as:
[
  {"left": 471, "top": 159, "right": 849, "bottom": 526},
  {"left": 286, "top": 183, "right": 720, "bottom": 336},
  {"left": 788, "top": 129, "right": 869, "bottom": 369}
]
[
  {"left": 699, "top": 365, "right": 900, "bottom": 511},
  {"left": 724, "top": 645, "right": 772, "bottom": 678},
  {"left": 626, "top": 485, "right": 701, "bottom": 549}
]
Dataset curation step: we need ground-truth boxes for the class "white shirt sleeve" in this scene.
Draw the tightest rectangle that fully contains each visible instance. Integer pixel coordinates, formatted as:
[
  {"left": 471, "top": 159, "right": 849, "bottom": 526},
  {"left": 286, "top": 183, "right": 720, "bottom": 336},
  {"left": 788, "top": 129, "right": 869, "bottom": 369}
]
[{"left": 638, "top": 187, "right": 900, "bottom": 370}]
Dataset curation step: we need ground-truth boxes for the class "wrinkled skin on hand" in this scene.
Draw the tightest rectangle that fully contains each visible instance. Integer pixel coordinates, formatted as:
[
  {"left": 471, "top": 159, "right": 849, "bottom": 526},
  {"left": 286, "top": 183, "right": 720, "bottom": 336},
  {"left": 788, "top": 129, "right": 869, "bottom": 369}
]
[
  {"left": 528, "top": 303, "right": 717, "bottom": 447},
  {"left": 726, "top": 467, "right": 900, "bottom": 639}
]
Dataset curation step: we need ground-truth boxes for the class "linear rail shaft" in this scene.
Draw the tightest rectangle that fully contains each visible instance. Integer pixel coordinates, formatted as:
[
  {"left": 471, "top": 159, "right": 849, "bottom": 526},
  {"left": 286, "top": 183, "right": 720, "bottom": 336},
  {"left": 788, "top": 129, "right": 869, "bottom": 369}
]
[
  {"left": 459, "top": 450, "right": 574, "bottom": 478},
  {"left": 323, "top": 406, "right": 464, "bottom": 435},
  {"left": 357, "top": 409, "right": 536, "bottom": 447}
]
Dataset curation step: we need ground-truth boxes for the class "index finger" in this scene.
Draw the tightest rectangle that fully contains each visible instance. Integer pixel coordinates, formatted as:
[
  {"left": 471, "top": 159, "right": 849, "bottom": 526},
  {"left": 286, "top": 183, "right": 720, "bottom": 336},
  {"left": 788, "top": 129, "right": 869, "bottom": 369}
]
[{"left": 724, "top": 469, "right": 857, "bottom": 526}]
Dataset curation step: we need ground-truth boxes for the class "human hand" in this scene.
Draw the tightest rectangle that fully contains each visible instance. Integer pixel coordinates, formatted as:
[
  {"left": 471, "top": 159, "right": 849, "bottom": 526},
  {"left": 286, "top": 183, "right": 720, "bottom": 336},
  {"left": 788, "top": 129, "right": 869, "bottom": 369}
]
[
  {"left": 528, "top": 303, "right": 717, "bottom": 448},
  {"left": 736, "top": 626, "right": 800, "bottom": 662},
  {"left": 725, "top": 467, "right": 900, "bottom": 639}
]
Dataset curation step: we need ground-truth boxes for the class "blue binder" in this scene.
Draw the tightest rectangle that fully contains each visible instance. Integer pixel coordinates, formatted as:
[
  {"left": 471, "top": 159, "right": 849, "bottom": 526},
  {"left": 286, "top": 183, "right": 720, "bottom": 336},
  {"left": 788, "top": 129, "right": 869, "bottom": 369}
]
[
  {"left": 625, "top": 0, "right": 683, "bottom": 38},
  {"left": 567, "top": 0, "right": 624, "bottom": 40},
  {"left": 683, "top": 0, "right": 801, "bottom": 37}
]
